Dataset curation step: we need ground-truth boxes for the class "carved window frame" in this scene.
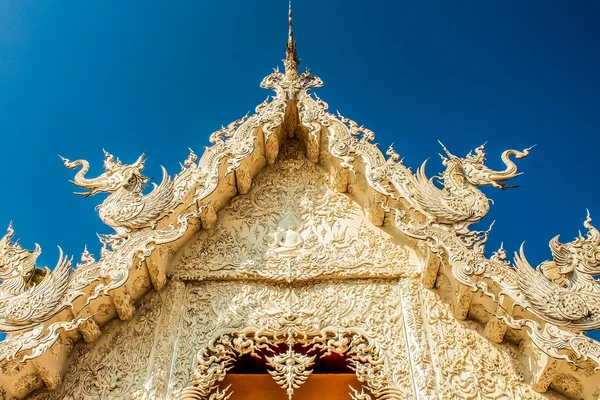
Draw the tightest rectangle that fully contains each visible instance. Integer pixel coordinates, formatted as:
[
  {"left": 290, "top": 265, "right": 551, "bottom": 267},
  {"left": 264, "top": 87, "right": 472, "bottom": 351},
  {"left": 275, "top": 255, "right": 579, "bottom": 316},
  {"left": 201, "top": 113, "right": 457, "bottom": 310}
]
[{"left": 175, "top": 326, "right": 403, "bottom": 400}]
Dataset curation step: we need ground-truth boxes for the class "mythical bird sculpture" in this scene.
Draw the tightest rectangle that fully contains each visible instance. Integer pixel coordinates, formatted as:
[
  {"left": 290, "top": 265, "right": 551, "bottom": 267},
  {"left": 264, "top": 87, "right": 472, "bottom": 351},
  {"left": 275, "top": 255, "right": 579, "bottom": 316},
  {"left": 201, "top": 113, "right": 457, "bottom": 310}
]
[
  {"left": 0, "top": 223, "right": 72, "bottom": 332},
  {"left": 515, "top": 211, "right": 600, "bottom": 330},
  {"left": 399, "top": 142, "right": 533, "bottom": 231},
  {"left": 61, "top": 150, "right": 179, "bottom": 238}
]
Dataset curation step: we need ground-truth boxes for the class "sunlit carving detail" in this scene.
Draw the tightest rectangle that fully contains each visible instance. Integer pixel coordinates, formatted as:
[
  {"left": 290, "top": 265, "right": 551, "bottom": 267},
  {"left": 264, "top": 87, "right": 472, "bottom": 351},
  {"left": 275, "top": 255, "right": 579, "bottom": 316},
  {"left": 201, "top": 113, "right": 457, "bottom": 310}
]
[
  {"left": 175, "top": 325, "right": 403, "bottom": 400},
  {"left": 266, "top": 210, "right": 305, "bottom": 260},
  {"left": 2, "top": 5, "right": 600, "bottom": 400},
  {"left": 0, "top": 223, "right": 72, "bottom": 332},
  {"left": 395, "top": 142, "right": 534, "bottom": 231},
  {"left": 349, "top": 386, "right": 373, "bottom": 400},
  {"left": 266, "top": 346, "right": 315, "bottom": 399},
  {"left": 514, "top": 211, "right": 600, "bottom": 330},
  {"left": 61, "top": 152, "right": 182, "bottom": 238}
]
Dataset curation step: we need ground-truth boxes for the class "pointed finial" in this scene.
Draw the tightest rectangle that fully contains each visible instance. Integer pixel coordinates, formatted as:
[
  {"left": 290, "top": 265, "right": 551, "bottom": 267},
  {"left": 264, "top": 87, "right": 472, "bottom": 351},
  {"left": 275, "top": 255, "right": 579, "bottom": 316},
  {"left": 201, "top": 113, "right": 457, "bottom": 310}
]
[
  {"left": 288, "top": 1, "right": 293, "bottom": 45},
  {"left": 284, "top": 1, "right": 300, "bottom": 79},
  {"left": 437, "top": 140, "right": 455, "bottom": 159},
  {"left": 0, "top": 222, "right": 14, "bottom": 248}
]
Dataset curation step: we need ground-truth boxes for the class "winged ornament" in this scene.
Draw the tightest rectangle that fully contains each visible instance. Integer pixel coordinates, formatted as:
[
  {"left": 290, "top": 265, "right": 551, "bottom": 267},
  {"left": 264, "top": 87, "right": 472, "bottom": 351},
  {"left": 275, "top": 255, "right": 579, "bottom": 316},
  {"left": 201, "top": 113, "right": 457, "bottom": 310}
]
[
  {"left": 515, "top": 211, "right": 600, "bottom": 330},
  {"left": 0, "top": 223, "right": 72, "bottom": 332}
]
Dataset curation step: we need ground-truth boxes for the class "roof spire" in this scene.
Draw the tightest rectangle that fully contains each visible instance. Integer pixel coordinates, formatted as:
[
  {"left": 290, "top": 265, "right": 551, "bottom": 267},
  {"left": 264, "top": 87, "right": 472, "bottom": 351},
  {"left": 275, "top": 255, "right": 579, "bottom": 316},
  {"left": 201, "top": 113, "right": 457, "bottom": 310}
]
[{"left": 284, "top": 1, "right": 300, "bottom": 80}]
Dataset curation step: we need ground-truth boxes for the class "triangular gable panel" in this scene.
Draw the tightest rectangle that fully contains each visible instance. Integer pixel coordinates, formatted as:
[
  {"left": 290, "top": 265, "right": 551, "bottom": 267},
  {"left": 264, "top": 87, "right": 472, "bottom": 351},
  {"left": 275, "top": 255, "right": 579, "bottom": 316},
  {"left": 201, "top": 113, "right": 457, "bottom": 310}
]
[{"left": 171, "top": 140, "right": 415, "bottom": 282}]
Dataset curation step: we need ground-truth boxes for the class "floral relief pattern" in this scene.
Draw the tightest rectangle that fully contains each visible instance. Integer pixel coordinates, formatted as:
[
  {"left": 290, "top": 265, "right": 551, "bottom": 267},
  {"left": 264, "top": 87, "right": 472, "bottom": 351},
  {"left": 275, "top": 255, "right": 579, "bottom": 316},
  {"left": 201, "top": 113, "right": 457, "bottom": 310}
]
[
  {"left": 4, "top": 7, "right": 600, "bottom": 398},
  {"left": 169, "top": 280, "right": 415, "bottom": 399},
  {"left": 172, "top": 140, "right": 413, "bottom": 282},
  {"left": 422, "top": 288, "right": 566, "bottom": 400},
  {"left": 28, "top": 291, "right": 163, "bottom": 400},
  {"left": 15, "top": 139, "right": 588, "bottom": 399}
]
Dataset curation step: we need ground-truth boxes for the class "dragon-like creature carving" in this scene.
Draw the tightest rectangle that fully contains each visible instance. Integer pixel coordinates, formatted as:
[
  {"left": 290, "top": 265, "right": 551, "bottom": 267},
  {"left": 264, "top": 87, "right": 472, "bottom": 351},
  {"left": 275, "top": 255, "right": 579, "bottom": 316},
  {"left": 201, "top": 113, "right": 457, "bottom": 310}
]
[
  {"left": 396, "top": 142, "right": 533, "bottom": 231},
  {"left": 0, "top": 223, "right": 71, "bottom": 332},
  {"left": 515, "top": 211, "right": 600, "bottom": 330},
  {"left": 61, "top": 150, "right": 180, "bottom": 238}
]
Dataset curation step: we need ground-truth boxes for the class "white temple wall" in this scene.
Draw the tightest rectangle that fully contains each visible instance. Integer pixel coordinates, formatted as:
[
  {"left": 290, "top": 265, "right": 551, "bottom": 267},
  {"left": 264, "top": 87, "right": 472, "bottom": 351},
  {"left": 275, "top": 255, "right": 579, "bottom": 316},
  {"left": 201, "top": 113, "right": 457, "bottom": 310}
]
[
  {"left": 24, "top": 276, "right": 570, "bottom": 400},
  {"left": 27, "top": 288, "right": 166, "bottom": 400},
  {"left": 21, "top": 141, "right": 574, "bottom": 399}
]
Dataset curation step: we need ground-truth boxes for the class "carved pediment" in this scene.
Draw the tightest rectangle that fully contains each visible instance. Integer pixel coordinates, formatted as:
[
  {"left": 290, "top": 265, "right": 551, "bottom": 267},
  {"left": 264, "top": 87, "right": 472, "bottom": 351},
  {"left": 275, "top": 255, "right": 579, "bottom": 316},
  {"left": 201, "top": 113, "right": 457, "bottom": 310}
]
[{"left": 172, "top": 141, "right": 414, "bottom": 282}]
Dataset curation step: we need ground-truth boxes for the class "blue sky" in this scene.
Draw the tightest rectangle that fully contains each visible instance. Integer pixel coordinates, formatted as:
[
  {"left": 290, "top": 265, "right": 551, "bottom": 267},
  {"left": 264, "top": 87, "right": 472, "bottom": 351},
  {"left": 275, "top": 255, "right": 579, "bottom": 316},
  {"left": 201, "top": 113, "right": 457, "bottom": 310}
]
[{"left": 0, "top": 1, "right": 599, "bottom": 338}]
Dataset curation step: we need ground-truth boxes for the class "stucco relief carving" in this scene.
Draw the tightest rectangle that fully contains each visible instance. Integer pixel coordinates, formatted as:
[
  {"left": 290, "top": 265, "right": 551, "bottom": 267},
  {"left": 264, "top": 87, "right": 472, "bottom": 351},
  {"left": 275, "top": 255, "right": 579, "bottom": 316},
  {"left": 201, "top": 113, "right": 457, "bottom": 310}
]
[
  {"left": 422, "top": 286, "right": 565, "bottom": 400},
  {"left": 391, "top": 142, "right": 533, "bottom": 233},
  {"left": 61, "top": 151, "right": 185, "bottom": 239},
  {"left": 293, "top": 65, "right": 600, "bottom": 380},
  {"left": 177, "top": 326, "right": 396, "bottom": 400},
  {"left": 515, "top": 211, "right": 600, "bottom": 330},
  {"left": 28, "top": 290, "right": 163, "bottom": 400},
  {"left": 132, "top": 281, "right": 187, "bottom": 400},
  {"left": 0, "top": 224, "right": 72, "bottom": 332},
  {"left": 0, "top": 209, "right": 201, "bottom": 372},
  {"left": 393, "top": 202, "right": 600, "bottom": 374},
  {"left": 169, "top": 280, "right": 413, "bottom": 399},
  {"left": 172, "top": 141, "right": 412, "bottom": 282},
  {"left": 266, "top": 346, "right": 315, "bottom": 399},
  {"left": 265, "top": 210, "right": 306, "bottom": 260},
  {"left": 398, "top": 279, "right": 437, "bottom": 399},
  {"left": 3, "top": 5, "right": 600, "bottom": 398}
]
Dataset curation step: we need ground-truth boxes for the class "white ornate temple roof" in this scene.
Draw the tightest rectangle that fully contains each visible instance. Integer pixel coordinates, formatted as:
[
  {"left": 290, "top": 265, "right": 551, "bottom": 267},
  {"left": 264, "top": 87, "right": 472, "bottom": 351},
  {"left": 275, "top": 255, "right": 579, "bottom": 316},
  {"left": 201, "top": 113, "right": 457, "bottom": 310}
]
[{"left": 1, "top": 4, "right": 600, "bottom": 399}]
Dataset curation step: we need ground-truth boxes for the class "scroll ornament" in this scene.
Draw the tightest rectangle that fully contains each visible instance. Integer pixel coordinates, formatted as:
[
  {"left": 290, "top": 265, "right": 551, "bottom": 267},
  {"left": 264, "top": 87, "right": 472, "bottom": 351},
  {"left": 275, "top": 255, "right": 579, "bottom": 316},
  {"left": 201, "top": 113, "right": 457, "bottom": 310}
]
[
  {"left": 0, "top": 209, "right": 202, "bottom": 365},
  {"left": 319, "top": 107, "right": 529, "bottom": 243},
  {"left": 393, "top": 204, "right": 600, "bottom": 368},
  {"left": 296, "top": 80, "right": 600, "bottom": 370},
  {"left": 390, "top": 142, "right": 534, "bottom": 232},
  {"left": 298, "top": 87, "right": 533, "bottom": 234},
  {"left": 3, "top": 7, "right": 600, "bottom": 394},
  {"left": 1, "top": 48, "right": 294, "bottom": 363},
  {"left": 60, "top": 151, "right": 184, "bottom": 238},
  {"left": 266, "top": 340, "right": 316, "bottom": 399},
  {"left": 288, "top": 77, "right": 600, "bottom": 371},
  {"left": 0, "top": 223, "right": 71, "bottom": 332},
  {"left": 514, "top": 211, "right": 600, "bottom": 330},
  {"left": 176, "top": 326, "right": 402, "bottom": 400}
]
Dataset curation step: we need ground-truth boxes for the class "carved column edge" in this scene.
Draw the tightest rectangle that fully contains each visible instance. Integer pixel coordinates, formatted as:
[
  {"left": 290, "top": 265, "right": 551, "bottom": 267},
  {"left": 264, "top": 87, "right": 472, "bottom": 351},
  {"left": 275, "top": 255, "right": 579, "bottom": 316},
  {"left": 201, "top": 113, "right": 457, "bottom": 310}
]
[
  {"left": 399, "top": 278, "right": 439, "bottom": 399},
  {"left": 133, "top": 280, "right": 186, "bottom": 400}
]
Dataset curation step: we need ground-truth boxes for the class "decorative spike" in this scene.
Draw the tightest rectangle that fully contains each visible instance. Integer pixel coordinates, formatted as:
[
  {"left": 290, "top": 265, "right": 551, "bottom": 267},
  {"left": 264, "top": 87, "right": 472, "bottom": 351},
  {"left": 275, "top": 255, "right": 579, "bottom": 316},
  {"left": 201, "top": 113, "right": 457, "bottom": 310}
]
[
  {"left": 437, "top": 140, "right": 454, "bottom": 158},
  {"left": 0, "top": 222, "right": 16, "bottom": 260},
  {"left": 585, "top": 208, "right": 592, "bottom": 223},
  {"left": 284, "top": 1, "right": 300, "bottom": 79},
  {"left": 3, "top": 221, "right": 14, "bottom": 242},
  {"left": 288, "top": 1, "right": 293, "bottom": 45},
  {"left": 525, "top": 144, "right": 537, "bottom": 152},
  {"left": 78, "top": 245, "right": 96, "bottom": 267}
]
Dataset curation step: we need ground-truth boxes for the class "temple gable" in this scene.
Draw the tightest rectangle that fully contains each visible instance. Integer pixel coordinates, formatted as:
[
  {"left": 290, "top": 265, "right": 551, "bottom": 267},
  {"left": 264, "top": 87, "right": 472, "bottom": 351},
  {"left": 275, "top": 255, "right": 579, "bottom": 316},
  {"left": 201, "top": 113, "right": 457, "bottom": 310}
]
[{"left": 2, "top": 4, "right": 600, "bottom": 399}]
